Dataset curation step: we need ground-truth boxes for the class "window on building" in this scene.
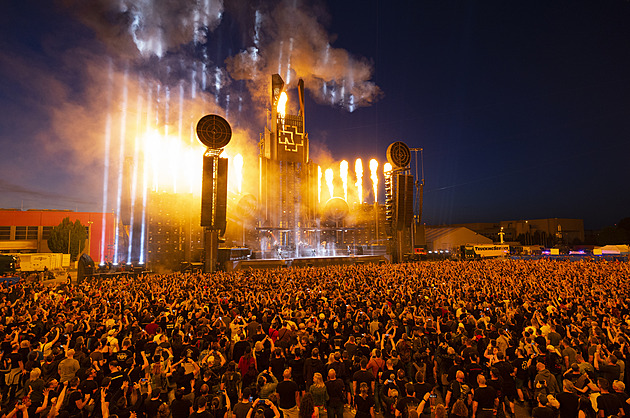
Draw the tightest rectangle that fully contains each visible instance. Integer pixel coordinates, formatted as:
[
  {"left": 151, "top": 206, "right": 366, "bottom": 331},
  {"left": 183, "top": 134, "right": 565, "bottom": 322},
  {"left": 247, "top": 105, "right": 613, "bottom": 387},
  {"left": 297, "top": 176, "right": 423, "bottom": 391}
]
[
  {"left": 42, "top": 226, "right": 53, "bottom": 240},
  {"left": 15, "top": 226, "right": 38, "bottom": 240},
  {"left": 0, "top": 226, "right": 10, "bottom": 240},
  {"left": 27, "top": 227, "right": 38, "bottom": 240}
]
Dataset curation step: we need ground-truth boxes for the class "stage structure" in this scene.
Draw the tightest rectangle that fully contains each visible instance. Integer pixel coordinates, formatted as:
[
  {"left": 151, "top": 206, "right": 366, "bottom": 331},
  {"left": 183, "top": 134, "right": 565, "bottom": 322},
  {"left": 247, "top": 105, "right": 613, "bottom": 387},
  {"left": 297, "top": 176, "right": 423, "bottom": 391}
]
[
  {"left": 385, "top": 141, "right": 416, "bottom": 262},
  {"left": 258, "top": 74, "right": 319, "bottom": 258},
  {"left": 196, "top": 114, "right": 232, "bottom": 273}
]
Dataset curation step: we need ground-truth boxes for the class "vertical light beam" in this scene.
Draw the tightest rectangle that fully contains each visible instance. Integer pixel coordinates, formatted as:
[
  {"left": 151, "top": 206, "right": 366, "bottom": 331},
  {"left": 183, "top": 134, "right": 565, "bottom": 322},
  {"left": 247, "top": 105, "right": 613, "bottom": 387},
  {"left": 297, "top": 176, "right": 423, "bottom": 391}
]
[
  {"left": 113, "top": 68, "right": 129, "bottom": 264},
  {"left": 325, "top": 168, "right": 334, "bottom": 200},
  {"left": 317, "top": 166, "right": 322, "bottom": 204},
  {"left": 340, "top": 160, "right": 348, "bottom": 202},
  {"left": 234, "top": 153, "right": 244, "bottom": 194},
  {"left": 100, "top": 59, "right": 114, "bottom": 264}
]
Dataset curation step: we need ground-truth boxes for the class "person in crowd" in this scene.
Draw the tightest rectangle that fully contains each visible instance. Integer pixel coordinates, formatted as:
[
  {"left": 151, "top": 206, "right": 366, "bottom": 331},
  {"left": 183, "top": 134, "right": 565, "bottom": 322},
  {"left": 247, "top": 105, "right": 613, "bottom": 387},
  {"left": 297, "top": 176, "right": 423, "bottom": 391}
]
[
  {"left": 276, "top": 369, "right": 300, "bottom": 418},
  {"left": 0, "top": 257, "right": 628, "bottom": 418}
]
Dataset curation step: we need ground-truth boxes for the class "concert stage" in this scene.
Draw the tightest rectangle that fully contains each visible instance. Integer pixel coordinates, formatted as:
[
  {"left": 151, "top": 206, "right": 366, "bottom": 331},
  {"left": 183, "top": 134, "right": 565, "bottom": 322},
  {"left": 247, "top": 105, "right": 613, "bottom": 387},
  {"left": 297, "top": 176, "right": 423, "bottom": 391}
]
[{"left": 226, "top": 254, "right": 389, "bottom": 271}]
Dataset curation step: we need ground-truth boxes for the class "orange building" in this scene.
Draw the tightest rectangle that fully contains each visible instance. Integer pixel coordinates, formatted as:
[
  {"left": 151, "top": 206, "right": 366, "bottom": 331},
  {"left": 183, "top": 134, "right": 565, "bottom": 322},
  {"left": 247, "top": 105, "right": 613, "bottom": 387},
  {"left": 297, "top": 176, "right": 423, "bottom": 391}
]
[{"left": 0, "top": 209, "right": 115, "bottom": 263}]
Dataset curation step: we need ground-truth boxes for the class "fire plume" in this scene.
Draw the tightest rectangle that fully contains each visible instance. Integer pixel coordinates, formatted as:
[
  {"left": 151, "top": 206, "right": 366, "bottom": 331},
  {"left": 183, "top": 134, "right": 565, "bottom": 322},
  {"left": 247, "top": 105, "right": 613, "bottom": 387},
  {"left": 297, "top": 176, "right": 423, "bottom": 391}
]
[
  {"left": 355, "top": 158, "right": 363, "bottom": 204},
  {"left": 369, "top": 159, "right": 378, "bottom": 203},
  {"left": 277, "top": 91, "right": 288, "bottom": 119}
]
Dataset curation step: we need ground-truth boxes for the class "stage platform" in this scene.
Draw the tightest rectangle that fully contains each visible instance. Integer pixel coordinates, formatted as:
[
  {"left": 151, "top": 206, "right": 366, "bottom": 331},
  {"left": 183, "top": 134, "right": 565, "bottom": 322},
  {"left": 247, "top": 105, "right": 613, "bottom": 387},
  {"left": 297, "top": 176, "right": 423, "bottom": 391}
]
[{"left": 226, "top": 254, "right": 390, "bottom": 271}]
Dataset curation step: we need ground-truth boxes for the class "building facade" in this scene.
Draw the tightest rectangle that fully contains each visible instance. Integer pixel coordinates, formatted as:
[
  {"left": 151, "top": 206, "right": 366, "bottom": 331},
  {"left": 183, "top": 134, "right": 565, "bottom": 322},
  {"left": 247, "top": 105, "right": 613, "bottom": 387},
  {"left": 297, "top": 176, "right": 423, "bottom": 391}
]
[
  {"left": 0, "top": 209, "right": 115, "bottom": 263},
  {"left": 450, "top": 218, "right": 585, "bottom": 246}
]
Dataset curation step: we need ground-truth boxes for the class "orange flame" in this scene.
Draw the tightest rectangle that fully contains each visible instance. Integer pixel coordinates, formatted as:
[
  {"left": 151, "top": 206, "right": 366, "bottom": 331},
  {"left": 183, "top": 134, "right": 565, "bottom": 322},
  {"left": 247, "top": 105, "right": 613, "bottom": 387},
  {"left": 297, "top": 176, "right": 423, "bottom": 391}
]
[
  {"left": 325, "top": 167, "right": 334, "bottom": 199},
  {"left": 369, "top": 159, "right": 378, "bottom": 203},
  {"left": 277, "top": 91, "right": 288, "bottom": 119},
  {"left": 355, "top": 158, "right": 363, "bottom": 204}
]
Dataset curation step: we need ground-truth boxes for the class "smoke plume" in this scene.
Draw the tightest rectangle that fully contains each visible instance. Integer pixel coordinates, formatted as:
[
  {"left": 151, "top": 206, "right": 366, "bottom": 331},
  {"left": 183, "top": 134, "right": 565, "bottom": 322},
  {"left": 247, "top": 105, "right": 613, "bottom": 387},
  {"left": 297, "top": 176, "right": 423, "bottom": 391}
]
[{"left": 226, "top": 0, "right": 382, "bottom": 111}]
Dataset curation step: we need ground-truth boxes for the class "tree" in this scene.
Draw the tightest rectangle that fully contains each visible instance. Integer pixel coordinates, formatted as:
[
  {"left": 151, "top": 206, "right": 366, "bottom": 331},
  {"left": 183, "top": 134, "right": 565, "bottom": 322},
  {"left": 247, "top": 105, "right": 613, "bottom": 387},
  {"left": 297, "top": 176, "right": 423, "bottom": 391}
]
[{"left": 47, "top": 217, "right": 87, "bottom": 261}]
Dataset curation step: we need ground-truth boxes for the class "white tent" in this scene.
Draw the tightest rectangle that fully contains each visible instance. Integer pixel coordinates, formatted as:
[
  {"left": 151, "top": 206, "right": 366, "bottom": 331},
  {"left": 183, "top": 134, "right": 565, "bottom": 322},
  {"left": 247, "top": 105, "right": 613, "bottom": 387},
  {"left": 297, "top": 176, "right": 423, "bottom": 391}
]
[
  {"left": 594, "top": 244, "right": 629, "bottom": 255},
  {"left": 425, "top": 226, "right": 492, "bottom": 252}
]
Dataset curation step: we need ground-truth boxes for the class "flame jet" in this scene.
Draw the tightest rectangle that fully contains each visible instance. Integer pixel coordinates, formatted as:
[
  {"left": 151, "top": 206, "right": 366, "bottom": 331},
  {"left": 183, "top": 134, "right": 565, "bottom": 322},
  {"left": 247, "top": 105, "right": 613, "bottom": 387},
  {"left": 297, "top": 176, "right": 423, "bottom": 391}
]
[
  {"left": 369, "top": 159, "right": 378, "bottom": 203},
  {"left": 355, "top": 158, "right": 363, "bottom": 204}
]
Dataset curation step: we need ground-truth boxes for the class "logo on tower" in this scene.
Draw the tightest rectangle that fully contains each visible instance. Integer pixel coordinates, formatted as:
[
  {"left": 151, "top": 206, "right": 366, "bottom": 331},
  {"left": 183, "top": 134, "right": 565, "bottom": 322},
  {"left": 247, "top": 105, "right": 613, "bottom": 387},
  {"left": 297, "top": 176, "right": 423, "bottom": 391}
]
[{"left": 278, "top": 126, "right": 305, "bottom": 153}]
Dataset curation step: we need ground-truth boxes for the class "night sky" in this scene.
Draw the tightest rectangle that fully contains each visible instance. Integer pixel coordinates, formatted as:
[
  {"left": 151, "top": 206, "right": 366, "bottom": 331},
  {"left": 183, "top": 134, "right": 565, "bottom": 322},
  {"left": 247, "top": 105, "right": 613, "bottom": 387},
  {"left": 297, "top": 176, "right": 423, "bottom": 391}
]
[{"left": 1, "top": 0, "right": 629, "bottom": 230}]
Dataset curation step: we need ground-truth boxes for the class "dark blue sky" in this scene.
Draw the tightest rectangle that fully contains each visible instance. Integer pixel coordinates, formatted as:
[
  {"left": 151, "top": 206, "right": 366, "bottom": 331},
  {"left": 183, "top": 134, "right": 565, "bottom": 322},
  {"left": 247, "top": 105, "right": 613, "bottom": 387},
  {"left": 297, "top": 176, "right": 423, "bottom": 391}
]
[
  {"left": 314, "top": 0, "right": 630, "bottom": 229},
  {"left": 1, "top": 0, "right": 629, "bottom": 230}
]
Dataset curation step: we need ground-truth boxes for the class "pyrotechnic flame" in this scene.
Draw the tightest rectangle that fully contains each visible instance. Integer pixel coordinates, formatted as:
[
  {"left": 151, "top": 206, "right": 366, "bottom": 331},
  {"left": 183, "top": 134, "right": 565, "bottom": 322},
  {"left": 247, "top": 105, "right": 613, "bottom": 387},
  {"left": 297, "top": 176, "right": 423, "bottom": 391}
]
[
  {"left": 340, "top": 160, "right": 348, "bottom": 202},
  {"left": 234, "top": 153, "right": 243, "bottom": 194},
  {"left": 142, "top": 129, "right": 204, "bottom": 196},
  {"left": 277, "top": 91, "right": 288, "bottom": 119},
  {"left": 318, "top": 166, "right": 322, "bottom": 203},
  {"left": 369, "top": 159, "right": 378, "bottom": 203},
  {"left": 325, "top": 168, "right": 334, "bottom": 200},
  {"left": 355, "top": 158, "right": 363, "bottom": 204},
  {"left": 384, "top": 162, "right": 393, "bottom": 175}
]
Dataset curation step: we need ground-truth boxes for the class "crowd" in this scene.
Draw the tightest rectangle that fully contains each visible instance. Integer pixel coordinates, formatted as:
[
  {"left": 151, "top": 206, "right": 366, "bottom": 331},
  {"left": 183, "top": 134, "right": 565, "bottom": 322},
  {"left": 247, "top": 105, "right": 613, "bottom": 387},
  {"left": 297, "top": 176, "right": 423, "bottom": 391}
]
[{"left": 0, "top": 258, "right": 629, "bottom": 418}]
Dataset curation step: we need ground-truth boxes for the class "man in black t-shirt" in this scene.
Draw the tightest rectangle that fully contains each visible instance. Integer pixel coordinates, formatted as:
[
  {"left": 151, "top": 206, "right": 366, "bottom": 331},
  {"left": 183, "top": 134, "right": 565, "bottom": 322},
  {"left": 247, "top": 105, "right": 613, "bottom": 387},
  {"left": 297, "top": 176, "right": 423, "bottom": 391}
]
[
  {"left": 444, "top": 370, "right": 466, "bottom": 411},
  {"left": 276, "top": 369, "right": 299, "bottom": 418},
  {"left": 511, "top": 349, "right": 529, "bottom": 403},
  {"left": 465, "top": 355, "right": 484, "bottom": 389},
  {"left": 395, "top": 383, "right": 420, "bottom": 418},
  {"left": 555, "top": 380, "right": 579, "bottom": 418},
  {"left": 352, "top": 357, "right": 376, "bottom": 397},
  {"left": 612, "top": 380, "right": 630, "bottom": 417},
  {"left": 532, "top": 393, "right": 557, "bottom": 418},
  {"left": 472, "top": 374, "right": 496, "bottom": 418},
  {"left": 190, "top": 395, "right": 212, "bottom": 418},
  {"left": 232, "top": 388, "right": 253, "bottom": 418},
  {"left": 63, "top": 377, "right": 87, "bottom": 418},
  {"left": 172, "top": 388, "right": 194, "bottom": 418},
  {"left": 304, "top": 348, "right": 325, "bottom": 388},
  {"left": 595, "top": 351, "right": 621, "bottom": 387},
  {"left": 326, "top": 369, "right": 346, "bottom": 418},
  {"left": 596, "top": 378, "right": 624, "bottom": 418}
]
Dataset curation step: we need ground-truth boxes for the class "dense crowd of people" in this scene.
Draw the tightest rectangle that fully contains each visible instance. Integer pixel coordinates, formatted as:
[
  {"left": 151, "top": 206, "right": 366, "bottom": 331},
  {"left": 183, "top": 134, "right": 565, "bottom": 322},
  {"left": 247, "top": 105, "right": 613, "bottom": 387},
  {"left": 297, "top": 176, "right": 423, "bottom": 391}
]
[{"left": 0, "top": 258, "right": 629, "bottom": 418}]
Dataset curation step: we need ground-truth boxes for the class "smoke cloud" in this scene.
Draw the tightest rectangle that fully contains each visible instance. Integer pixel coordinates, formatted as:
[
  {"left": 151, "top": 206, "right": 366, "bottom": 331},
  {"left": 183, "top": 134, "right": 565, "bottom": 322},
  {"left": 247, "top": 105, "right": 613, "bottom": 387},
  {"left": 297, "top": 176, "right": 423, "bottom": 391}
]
[
  {"left": 62, "top": 0, "right": 224, "bottom": 58},
  {"left": 0, "top": 0, "right": 381, "bottom": 213},
  {"left": 226, "top": 0, "right": 382, "bottom": 111}
]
